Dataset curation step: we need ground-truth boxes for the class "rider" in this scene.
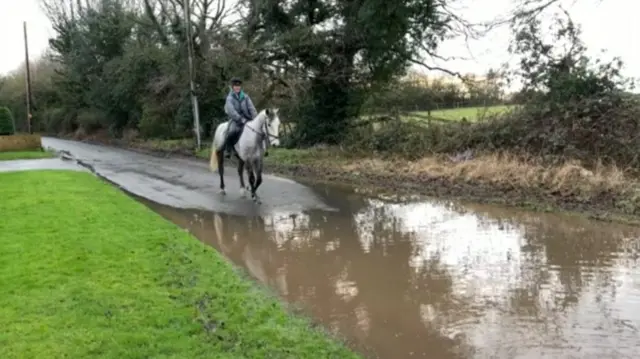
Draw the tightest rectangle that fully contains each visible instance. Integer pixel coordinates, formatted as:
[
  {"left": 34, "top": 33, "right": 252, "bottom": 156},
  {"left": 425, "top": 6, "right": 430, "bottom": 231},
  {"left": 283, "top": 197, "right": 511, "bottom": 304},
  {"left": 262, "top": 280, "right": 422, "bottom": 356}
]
[{"left": 220, "top": 77, "right": 258, "bottom": 158}]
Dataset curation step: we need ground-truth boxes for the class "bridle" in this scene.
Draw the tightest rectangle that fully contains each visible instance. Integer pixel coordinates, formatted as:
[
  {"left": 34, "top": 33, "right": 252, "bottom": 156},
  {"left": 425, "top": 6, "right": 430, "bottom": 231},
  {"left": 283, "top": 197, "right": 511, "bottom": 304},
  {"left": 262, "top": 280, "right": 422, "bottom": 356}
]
[{"left": 244, "top": 111, "right": 280, "bottom": 144}]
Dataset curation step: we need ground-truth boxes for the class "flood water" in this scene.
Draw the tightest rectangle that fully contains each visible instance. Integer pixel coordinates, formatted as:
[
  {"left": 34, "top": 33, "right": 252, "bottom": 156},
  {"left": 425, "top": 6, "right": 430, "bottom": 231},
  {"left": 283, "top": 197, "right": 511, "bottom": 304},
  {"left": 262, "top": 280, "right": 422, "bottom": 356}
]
[{"left": 136, "top": 186, "right": 640, "bottom": 359}]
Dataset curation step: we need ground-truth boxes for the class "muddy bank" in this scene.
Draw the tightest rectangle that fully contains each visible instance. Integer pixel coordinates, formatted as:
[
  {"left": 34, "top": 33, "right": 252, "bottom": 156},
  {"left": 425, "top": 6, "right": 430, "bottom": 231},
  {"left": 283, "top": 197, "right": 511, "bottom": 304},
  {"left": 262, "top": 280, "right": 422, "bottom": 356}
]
[{"left": 54, "top": 134, "right": 640, "bottom": 225}]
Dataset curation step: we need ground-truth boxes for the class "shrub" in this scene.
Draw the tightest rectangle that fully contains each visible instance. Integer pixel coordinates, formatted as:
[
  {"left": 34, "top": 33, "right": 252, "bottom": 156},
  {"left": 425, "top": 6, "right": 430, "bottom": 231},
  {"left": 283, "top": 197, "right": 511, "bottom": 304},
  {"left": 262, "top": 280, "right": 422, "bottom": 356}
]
[
  {"left": 77, "top": 109, "right": 109, "bottom": 133},
  {"left": 0, "top": 106, "right": 15, "bottom": 135},
  {"left": 0, "top": 134, "right": 42, "bottom": 151},
  {"left": 138, "top": 103, "right": 175, "bottom": 139}
]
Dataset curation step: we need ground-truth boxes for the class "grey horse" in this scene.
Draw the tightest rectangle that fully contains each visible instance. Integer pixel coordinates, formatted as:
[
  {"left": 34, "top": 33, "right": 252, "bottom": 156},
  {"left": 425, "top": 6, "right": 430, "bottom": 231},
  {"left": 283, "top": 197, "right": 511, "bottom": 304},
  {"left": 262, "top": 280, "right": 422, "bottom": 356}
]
[{"left": 209, "top": 108, "right": 281, "bottom": 203}]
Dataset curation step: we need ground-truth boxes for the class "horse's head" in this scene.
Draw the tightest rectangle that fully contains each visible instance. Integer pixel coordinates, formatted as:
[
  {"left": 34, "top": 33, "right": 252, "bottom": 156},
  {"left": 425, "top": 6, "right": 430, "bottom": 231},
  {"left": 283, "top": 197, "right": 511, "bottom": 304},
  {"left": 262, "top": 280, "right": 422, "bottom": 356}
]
[{"left": 264, "top": 108, "right": 281, "bottom": 147}]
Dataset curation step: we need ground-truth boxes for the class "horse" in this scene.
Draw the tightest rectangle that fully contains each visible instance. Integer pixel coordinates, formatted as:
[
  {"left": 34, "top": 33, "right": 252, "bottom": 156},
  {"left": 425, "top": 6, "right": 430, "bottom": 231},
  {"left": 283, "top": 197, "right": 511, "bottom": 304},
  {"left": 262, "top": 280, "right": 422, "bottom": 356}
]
[{"left": 209, "top": 108, "right": 281, "bottom": 203}]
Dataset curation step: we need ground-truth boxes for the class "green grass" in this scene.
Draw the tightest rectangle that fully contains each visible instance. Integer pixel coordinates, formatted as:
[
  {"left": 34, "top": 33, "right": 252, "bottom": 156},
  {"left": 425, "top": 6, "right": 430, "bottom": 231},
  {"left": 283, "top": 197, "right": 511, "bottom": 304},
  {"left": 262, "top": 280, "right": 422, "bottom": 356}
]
[
  {"left": 0, "top": 170, "right": 359, "bottom": 359},
  {"left": 141, "top": 138, "right": 196, "bottom": 151},
  {"left": 0, "top": 150, "right": 54, "bottom": 161},
  {"left": 409, "top": 104, "right": 513, "bottom": 122},
  {"left": 195, "top": 147, "right": 343, "bottom": 166}
]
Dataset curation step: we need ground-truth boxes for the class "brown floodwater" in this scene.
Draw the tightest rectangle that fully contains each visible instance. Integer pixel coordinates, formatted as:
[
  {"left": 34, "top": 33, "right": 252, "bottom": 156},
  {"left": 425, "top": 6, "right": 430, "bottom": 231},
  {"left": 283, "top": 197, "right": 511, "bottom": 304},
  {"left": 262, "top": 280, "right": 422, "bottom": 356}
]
[{"left": 136, "top": 188, "right": 640, "bottom": 359}]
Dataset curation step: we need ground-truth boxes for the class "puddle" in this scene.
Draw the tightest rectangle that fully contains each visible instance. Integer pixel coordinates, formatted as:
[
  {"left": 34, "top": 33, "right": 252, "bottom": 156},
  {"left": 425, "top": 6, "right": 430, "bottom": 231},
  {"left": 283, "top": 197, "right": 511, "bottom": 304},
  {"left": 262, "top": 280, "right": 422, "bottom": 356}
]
[{"left": 132, "top": 190, "right": 640, "bottom": 359}]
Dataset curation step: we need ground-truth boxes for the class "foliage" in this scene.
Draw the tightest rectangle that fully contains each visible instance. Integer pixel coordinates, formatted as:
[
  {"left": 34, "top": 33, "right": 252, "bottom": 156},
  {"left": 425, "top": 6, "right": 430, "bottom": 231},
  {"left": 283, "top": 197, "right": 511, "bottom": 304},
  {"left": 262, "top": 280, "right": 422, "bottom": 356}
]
[
  {"left": 0, "top": 0, "right": 455, "bottom": 144},
  {"left": 0, "top": 0, "right": 635, "bottom": 167},
  {"left": 250, "top": 0, "right": 451, "bottom": 144},
  {"left": 0, "top": 106, "right": 15, "bottom": 135},
  {"left": 344, "top": 8, "right": 640, "bottom": 169},
  {"left": 508, "top": 9, "right": 631, "bottom": 105}
]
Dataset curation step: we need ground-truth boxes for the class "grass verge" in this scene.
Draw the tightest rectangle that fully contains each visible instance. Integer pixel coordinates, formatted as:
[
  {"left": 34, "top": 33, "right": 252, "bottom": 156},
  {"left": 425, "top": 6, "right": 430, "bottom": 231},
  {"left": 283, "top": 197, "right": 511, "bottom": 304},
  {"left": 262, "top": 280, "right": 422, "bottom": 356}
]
[
  {"left": 0, "top": 150, "right": 54, "bottom": 161},
  {"left": 193, "top": 147, "right": 640, "bottom": 223},
  {"left": 0, "top": 170, "right": 360, "bottom": 359}
]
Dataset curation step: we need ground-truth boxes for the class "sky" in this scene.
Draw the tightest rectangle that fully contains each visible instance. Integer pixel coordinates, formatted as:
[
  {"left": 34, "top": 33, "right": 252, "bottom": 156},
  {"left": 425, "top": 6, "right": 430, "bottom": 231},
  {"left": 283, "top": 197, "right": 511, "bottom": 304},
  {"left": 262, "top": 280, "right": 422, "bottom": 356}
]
[{"left": 1, "top": 0, "right": 638, "bottom": 86}]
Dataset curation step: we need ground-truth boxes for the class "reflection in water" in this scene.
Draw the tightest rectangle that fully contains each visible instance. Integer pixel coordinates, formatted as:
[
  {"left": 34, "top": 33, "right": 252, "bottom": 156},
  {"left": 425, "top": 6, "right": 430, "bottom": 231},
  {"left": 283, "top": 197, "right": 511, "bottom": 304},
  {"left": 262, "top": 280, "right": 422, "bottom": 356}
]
[{"left": 140, "top": 193, "right": 640, "bottom": 359}]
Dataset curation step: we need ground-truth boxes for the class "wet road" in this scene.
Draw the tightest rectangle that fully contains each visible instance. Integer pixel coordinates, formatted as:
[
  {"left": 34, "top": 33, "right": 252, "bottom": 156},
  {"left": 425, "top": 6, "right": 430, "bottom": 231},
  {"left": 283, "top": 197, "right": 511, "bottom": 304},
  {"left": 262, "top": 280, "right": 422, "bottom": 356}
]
[
  {"left": 41, "top": 137, "right": 335, "bottom": 216},
  {"left": 42, "top": 137, "right": 640, "bottom": 358}
]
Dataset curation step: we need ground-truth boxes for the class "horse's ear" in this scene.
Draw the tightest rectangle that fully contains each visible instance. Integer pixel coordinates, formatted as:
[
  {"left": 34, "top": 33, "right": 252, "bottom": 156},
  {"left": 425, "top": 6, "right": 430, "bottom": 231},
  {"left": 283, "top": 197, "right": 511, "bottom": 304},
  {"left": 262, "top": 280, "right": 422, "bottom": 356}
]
[{"left": 265, "top": 109, "right": 271, "bottom": 116}]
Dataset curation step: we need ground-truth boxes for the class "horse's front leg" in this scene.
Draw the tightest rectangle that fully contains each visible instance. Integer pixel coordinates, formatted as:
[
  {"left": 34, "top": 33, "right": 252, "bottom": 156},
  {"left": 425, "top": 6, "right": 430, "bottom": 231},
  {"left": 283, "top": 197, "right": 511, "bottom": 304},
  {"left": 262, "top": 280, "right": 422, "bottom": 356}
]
[
  {"left": 246, "top": 164, "right": 259, "bottom": 203},
  {"left": 216, "top": 150, "right": 226, "bottom": 195},
  {"left": 253, "top": 160, "right": 264, "bottom": 195},
  {"left": 248, "top": 161, "right": 262, "bottom": 204},
  {"left": 237, "top": 158, "right": 247, "bottom": 197}
]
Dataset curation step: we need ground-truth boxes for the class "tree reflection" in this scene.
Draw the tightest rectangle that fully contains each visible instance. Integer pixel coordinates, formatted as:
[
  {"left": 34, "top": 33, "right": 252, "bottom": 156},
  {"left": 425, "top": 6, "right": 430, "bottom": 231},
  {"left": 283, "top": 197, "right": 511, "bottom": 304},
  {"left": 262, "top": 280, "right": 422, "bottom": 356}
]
[
  {"left": 257, "top": 201, "right": 475, "bottom": 358},
  {"left": 467, "top": 203, "right": 638, "bottom": 309},
  {"left": 139, "top": 193, "right": 640, "bottom": 359},
  {"left": 459, "top": 202, "right": 640, "bottom": 356}
]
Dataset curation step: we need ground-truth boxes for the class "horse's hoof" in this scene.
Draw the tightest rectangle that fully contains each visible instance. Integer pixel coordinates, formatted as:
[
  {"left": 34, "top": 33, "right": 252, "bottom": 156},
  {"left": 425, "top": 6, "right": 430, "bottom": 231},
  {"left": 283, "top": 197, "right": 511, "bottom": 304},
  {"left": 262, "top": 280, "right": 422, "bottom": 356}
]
[
  {"left": 239, "top": 189, "right": 247, "bottom": 197},
  {"left": 219, "top": 189, "right": 226, "bottom": 195},
  {"left": 264, "top": 151, "right": 269, "bottom": 157}
]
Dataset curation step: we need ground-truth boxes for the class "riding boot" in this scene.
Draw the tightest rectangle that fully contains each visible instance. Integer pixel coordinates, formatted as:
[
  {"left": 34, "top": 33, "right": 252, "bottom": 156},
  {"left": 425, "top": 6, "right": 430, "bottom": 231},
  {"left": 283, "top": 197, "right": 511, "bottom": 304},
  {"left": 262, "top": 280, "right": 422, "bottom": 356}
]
[
  {"left": 225, "top": 143, "right": 235, "bottom": 159},
  {"left": 217, "top": 133, "right": 232, "bottom": 158},
  {"left": 223, "top": 121, "right": 241, "bottom": 158}
]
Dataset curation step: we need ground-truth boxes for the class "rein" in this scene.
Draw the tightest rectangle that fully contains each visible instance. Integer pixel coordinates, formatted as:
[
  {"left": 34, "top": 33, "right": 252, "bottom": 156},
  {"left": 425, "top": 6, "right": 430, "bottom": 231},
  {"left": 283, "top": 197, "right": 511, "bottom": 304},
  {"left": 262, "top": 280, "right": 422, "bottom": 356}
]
[{"left": 244, "top": 114, "right": 279, "bottom": 141}]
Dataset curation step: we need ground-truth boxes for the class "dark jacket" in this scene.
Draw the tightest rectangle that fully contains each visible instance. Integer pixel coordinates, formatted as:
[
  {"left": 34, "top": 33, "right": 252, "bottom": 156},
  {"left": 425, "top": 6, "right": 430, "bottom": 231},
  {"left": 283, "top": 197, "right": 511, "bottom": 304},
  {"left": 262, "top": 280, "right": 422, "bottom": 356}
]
[{"left": 224, "top": 89, "right": 257, "bottom": 124}]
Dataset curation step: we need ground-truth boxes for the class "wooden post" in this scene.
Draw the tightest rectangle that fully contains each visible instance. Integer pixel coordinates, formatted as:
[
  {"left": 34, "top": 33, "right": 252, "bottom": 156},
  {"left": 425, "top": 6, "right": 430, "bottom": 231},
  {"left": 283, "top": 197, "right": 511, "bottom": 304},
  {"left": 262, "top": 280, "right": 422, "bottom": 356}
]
[
  {"left": 23, "top": 21, "right": 33, "bottom": 134},
  {"left": 182, "top": 0, "right": 201, "bottom": 150}
]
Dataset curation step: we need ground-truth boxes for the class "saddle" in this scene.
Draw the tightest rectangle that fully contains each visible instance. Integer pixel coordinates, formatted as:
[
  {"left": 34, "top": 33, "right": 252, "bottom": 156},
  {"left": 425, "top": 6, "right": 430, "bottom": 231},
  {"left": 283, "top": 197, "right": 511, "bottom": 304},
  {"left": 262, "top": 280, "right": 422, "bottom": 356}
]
[{"left": 227, "top": 118, "right": 246, "bottom": 139}]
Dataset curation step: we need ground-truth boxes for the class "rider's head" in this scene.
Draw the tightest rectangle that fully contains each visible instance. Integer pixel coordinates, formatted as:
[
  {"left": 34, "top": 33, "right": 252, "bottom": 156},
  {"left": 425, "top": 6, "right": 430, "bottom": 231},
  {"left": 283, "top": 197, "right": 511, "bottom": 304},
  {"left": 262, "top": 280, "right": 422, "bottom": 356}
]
[{"left": 230, "top": 78, "right": 242, "bottom": 94}]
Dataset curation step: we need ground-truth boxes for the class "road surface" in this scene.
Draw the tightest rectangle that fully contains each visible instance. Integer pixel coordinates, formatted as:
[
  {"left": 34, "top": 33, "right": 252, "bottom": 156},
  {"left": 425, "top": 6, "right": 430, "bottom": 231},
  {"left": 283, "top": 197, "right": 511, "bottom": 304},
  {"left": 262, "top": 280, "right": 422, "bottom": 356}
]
[{"left": 41, "top": 137, "right": 336, "bottom": 216}]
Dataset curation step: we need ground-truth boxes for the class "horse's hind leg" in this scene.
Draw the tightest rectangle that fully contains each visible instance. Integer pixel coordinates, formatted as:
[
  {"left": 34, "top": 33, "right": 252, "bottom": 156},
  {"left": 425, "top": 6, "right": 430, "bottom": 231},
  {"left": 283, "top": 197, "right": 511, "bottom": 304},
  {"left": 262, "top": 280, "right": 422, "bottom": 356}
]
[
  {"left": 237, "top": 158, "right": 247, "bottom": 197},
  {"left": 216, "top": 150, "right": 226, "bottom": 195}
]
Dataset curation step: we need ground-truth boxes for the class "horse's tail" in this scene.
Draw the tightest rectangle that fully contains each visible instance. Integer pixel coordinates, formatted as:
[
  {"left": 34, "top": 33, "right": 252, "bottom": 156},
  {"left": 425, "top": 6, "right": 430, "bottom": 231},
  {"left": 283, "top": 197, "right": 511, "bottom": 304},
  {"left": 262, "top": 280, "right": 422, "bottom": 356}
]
[
  {"left": 209, "top": 121, "right": 227, "bottom": 172},
  {"left": 209, "top": 147, "right": 218, "bottom": 172}
]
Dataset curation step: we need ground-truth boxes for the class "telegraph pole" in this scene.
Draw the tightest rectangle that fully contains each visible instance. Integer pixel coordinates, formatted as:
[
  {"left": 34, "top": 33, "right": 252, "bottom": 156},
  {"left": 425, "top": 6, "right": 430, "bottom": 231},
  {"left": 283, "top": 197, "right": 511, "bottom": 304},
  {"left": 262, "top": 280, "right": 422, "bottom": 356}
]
[
  {"left": 23, "top": 21, "right": 33, "bottom": 134},
  {"left": 182, "top": 0, "right": 202, "bottom": 150}
]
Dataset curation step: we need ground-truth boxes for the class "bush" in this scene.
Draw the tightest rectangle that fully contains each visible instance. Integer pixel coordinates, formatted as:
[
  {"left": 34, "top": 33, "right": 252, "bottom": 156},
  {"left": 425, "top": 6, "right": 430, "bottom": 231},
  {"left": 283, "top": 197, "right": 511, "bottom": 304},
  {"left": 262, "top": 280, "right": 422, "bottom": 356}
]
[
  {"left": 0, "top": 134, "right": 42, "bottom": 151},
  {"left": 77, "top": 109, "right": 110, "bottom": 133},
  {"left": 355, "top": 92, "right": 640, "bottom": 171},
  {"left": 480, "top": 94, "right": 640, "bottom": 168},
  {"left": 41, "top": 107, "right": 72, "bottom": 134},
  {"left": 138, "top": 103, "right": 175, "bottom": 139},
  {"left": 0, "top": 106, "right": 15, "bottom": 135}
]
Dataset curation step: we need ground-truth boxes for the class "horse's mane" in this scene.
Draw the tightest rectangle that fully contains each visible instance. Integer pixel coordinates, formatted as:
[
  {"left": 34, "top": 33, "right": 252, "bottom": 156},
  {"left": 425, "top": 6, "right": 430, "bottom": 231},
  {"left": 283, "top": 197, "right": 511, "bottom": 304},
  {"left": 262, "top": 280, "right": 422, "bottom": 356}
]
[{"left": 251, "top": 109, "right": 271, "bottom": 124}]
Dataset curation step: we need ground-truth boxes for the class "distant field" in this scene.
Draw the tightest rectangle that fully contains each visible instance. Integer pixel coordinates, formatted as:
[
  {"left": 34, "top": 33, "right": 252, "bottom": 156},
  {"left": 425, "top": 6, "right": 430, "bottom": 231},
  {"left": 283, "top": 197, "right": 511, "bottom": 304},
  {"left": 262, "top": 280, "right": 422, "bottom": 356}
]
[
  {"left": 410, "top": 105, "right": 514, "bottom": 122},
  {"left": 361, "top": 105, "right": 515, "bottom": 125}
]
